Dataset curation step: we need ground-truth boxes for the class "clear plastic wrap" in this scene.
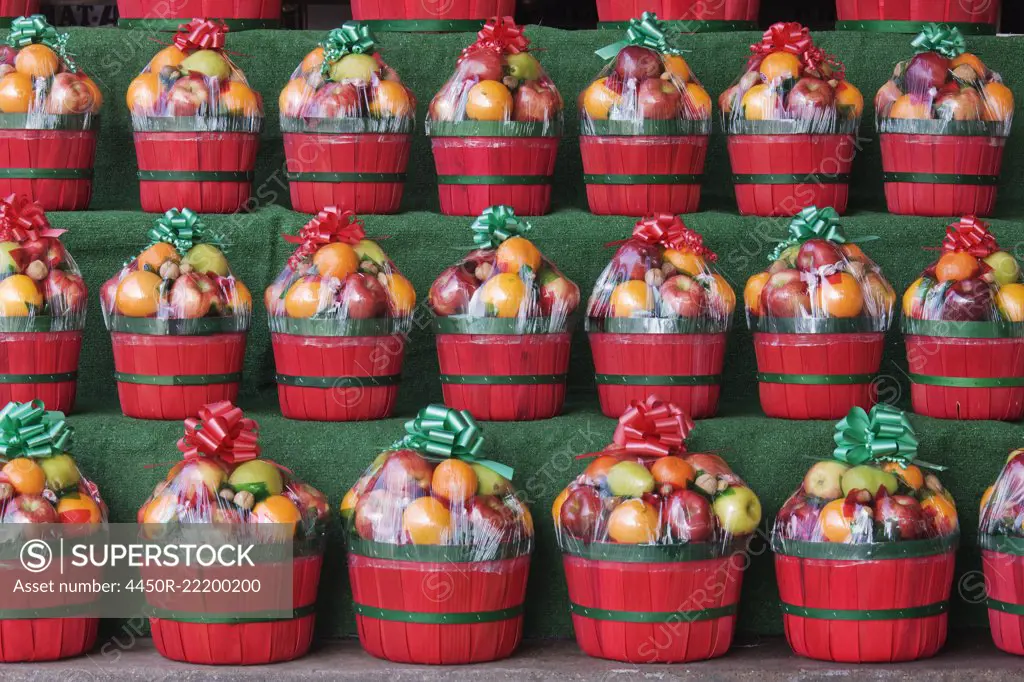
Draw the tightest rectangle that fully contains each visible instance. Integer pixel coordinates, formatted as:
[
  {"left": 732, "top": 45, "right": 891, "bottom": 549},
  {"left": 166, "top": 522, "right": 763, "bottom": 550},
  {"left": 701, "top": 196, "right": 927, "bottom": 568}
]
[
  {"left": 342, "top": 404, "right": 531, "bottom": 665},
  {"left": 266, "top": 207, "right": 414, "bottom": 421},
  {"left": 979, "top": 446, "right": 1024, "bottom": 656},
  {"left": 771, "top": 404, "right": 958, "bottom": 663}
]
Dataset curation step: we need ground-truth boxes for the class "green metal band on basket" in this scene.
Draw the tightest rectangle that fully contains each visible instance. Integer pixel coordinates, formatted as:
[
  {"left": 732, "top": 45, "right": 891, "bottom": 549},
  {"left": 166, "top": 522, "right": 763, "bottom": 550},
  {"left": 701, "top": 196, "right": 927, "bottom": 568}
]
[
  {"left": 902, "top": 318, "right": 1024, "bottom": 339},
  {"left": 581, "top": 119, "right": 711, "bottom": 137},
  {"left": 749, "top": 317, "right": 886, "bottom": 334},
  {"left": 138, "top": 170, "right": 255, "bottom": 183},
  {"left": 733, "top": 173, "right": 851, "bottom": 185},
  {"left": 570, "top": 602, "right": 738, "bottom": 623},
  {"left": 437, "top": 174, "right": 552, "bottom": 186},
  {"left": 0, "top": 168, "right": 92, "bottom": 180},
  {"left": 986, "top": 598, "right": 1024, "bottom": 616},
  {"left": 0, "top": 372, "right": 76, "bottom": 384},
  {"left": 285, "top": 171, "right": 407, "bottom": 184},
  {"left": 118, "top": 18, "right": 281, "bottom": 31},
  {"left": 882, "top": 172, "right": 999, "bottom": 186},
  {"left": 425, "top": 119, "right": 562, "bottom": 138},
  {"left": 561, "top": 537, "right": 750, "bottom": 563},
  {"left": 0, "top": 113, "right": 100, "bottom": 131},
  {"left": 595, "top": 374, "right": 721, "bottom": 386},
  {"left": 108, "top": 317, "right": 247, "bottom": 336},
  {"left": 440, "top": 374, "right": 565, "bottom": 385},
  {"left": 587, "top": 317, "right": 730, "bottom": 334},
  {"left": 0, "top": 602, "right": 98, "bottom": 619},
  {"left": 275, "top": 374, "right": 400, "bottom": 388},
  {"left": 908, "top": 374, "right": 1024, "bottom": 388},
  {"left": 269, "top": 316, "right": 409, "bottom": 337},
  {"left": 980, "top": 534, "right": 1024, "bottom": 555},
  {"left": 597, "top": 20, "right": 757, "bottom": 32},
  {"left": 114, "top": 372, "right": 241, "bottom": 386},
  {"left": 354, "top": 603, "right": 523, "bottom": 624},
  {"left": 772, "top": 533, "right": 959, "bottom": 560},
  {"left": 878, "top": 120, "right": 1010, "bottom": 137},
  {"left": 346, "top": 536, "right": 529, "bottom": 562},
  {"left": 834, "top": 20, "right": 995, "bottom": 35},
  {"left": 0, "top": 316, "right": 83, "bottom": 333},
  {"left": 583, "top": 173, "right": 703, "bottom": 185},
  {"left": 359, "top": 19, "right": 487, "bottom": 32},
  {"left": 780, "top": 601, "right": 948, "bottom": 621},
  {"left": 758, "top": 373, "right": 874, "bottom": 385},
  {"left": 433, "top": 315, "right": 577, "bottom": 335},
  {"left": 146, "top": 603, "right": 316, "bottom": 624},
  {"left": 280, "top": 116, "right": 414, "bottom": 135}
]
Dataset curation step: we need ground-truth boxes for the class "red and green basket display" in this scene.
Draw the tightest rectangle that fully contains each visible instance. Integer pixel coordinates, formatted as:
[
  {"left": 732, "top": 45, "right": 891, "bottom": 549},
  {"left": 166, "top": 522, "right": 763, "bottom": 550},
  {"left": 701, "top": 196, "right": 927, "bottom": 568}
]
[
  {"left": 351, "top": 0, "right": 515, "bottom": 33},
  {"left": 116, "top": 0, "right": 282, "bottom": 31},
  {"left": 555, "top": 397, "right": 761, "bottom": 663},
  {"left": 773, "top": 404, "right": 959, "bottom": 663},
  {"left": 980, "top": 448, "right": 1024, "bottom": 656},
  {"left": 836, "top": 0, "right": 1000, "bottom": 34},
  {"left": 343, "top": 406, "right": 532, "bottom": 665},
  {"left": 596, "top": 0, "right": 760, "bottom": 31}
]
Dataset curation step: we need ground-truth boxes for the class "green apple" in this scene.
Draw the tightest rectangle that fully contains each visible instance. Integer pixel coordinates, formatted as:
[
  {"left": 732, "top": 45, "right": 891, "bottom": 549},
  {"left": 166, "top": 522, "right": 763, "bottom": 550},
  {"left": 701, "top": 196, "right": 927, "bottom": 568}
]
[
  {"left": 181, "top": 50, "right": 232, "bottom": 81},
  {"left": 841, "top": 465, "right": 898, "bottom": 497},
  {"left": 229, "top": 460, "right": 284, "bottom": 500},
  {"left": 329, "top": 54, "right": 378, "bottom": 83},
  {"left": 779, "top": 245, "right": 800, "bottom": 267},
  {"left": 506, "top": 53, "right": 541, "bottom": 81},
  {"left": 472, "top": 463, "right": 511, "bottom": 496},
  {"left": 40, "top": 454, "right": 80, "bottom": 490},
  {"left": 606, "top": 461, "right": 655, "bottom": 497},
  {"left": 713, "top": 486, "right": 762, "bottom": 535},
  {"left": 0, "top": 242, "right": 22, "bottom": 275},
  {"left": 985, "top": 251, "right": 1021, "bottom": 286},
  {"left": 354, "top": 239, "right": 388, "bottom": 266},
  {"left": 184, "top": 244, "right": 230, "bottom": 276},
  {"left": 802, "top": 460, "right": 849, "bottom": 500}
]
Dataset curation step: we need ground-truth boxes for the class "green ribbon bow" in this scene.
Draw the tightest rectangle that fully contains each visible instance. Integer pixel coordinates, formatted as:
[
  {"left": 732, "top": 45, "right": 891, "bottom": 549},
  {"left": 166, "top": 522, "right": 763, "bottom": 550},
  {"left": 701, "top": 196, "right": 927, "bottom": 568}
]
[
  {"left": 0, "top": 400, "right": 72, "bottom": 459},
  {"left": 595, "top": 11, "right": 680, "bottom": 61},
  {"left": 321, "top": 21, "right": 376, "bottom": 78},
  {"left": 397, "top": 404, "right": 515, "bottom": 480},
  {"left": 769, "top": 205, "right": 849, "bottom": 262},
  {"left": 911, "top": 23, "right": 967, "bottom": 59},
  {"left": 146, "top": 208, "right": 224, "bottom": 256},
  {"left": 831, "top": 404, "right": 947, "bottom": 472},
  {"left": 7, "top": 15, "right": 74, "bottom": 71},
  {"left": 471, "top": 205, "right": 532, "bottom": 249}
]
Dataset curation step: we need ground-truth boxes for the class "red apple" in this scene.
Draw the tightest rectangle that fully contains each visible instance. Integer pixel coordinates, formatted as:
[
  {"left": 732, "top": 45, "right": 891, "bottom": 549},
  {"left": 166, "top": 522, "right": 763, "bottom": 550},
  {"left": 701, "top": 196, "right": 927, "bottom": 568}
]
[
  {"left": 943, "top": 278, "right": 994, "bottom": 321},
  {"left": 457, "top": 47, "right": 505, "bottom": 82},
  {"left": 466, "top": 494, "right": 516, "bottom": 541},
  {"left": 796, "top": 239, "right": 844, "bottom": 272},
  {"left": 0, "top": 46, "right": 15, "bottom": 66},
  {"left": 167, "top": 75, "right": 210, "bottom": 116},
  {"left": 660, "top": 274, "right": 706, "bottom": 317},
  {"left": 310, "top": 82, "right": 361, "bottom": 118},
  {"left": 429, "top": 264, "right": 478, "bottom": 316},
  {"left": 375, "top": 449, "right": 434, "bottom": 495},
  {"left": 787, "top": 77, "right": 835, "bottom": 119},
  {"left": 874, "top": 80, "right": 903, "bottom": 115},
  {"left": 637, "top": 78, "right": 681, "bottom": 120},
  {"left": 21, "top": 238, "right": 65, "bottom": 268},
  {"left": 936, "top": 88, "right": 981, "bottom": 121},
  {"left": 905, "top": 52, "right": 950, "bottom": 94},
  {"left": 46, "top": 73, "right": 95, "bottom": 114},
  {"left": 664, "top": 489, "right": 713, "bottom": 543},
  {"left": 611, "top": 241, "right": 660, "bottom": 281},
  {"left": 513, "top": 81, "right": 559, "bottom": 122},
  {"left": 685, "top": 453, "right": 735, "bottom": 479},
  {"left": 3, "top": 494, "right": 58, "bottom": 524},
  {"left": 559, "top": 485, "right": 603, "bottom": 540},
  {"left": 615, "top": 46, "right": 663, "bottom": 81},
  {"left": 354, "top": 489, "right": 403, "bottom": 541},
  {"left": 173, "top": 459, "right": 226, "bottom": 502},
  {"left": 340, "top": 272, "right": 388, "bottom": 319},
  {"left": 761, "top": 269, "right": 810, "bottom": 318},
  {"left": 100, "top": 276, "right": 119, "bottom": 313},
  {"left": 288, "top": 482, "right": 330, "bottom": 522},
  {"left": 45, "top": 270, "right": 87, "bottom": 316},
  {"left": 874, "top": 492, "right": 925, "bottom": 540},
  {"left": 539, "top": 268, "right": 579, "bottom": 316},
  {"left": 170, "top": 273, "right": 213, "bottom": 319},
  {"left": 777, "top": 496, "right": 821, "bottom": 541}
]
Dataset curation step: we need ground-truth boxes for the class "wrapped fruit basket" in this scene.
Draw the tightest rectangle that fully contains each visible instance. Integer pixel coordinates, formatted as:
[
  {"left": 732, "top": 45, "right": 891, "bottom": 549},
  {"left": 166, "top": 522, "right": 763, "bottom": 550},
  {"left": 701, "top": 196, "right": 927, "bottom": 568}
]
[
  {"left": 116, "top": 0, "right": 282, "bottom": 31},
  {"left": 580, "top": 13, "right": 712, "bottom": 216},
  {"left": 773, "top": 404, "right": 958, "bottom": 663},
  {"left": 722, "top": 22, "right": 864, "bottom": 217},
  {"left": 875, "top": 25, "right": 1013, "bottom": 217},
  {"left": 587, "top": 214, "right": 735, "bottom": 419},
  {"left": 139, "top": 402, "right": 329, "bottom": 665},
  {"left": 744, "top": 206, "right": 896, "bottom": 420},
  {"left": 554, "top": 396, "right": 761, "bottom": 663},
  {"left": 426, "top": 17, "right": 563, "bottom": 217},
  {"left": 101, "top": 209, "right": 252, "bottom": 420},
  {"left": 0, "top": 195, "right": 86, "bottom": 412},
  {"left": 427, "top": 206, "right": 579, "bottom": 421},
  {"left": 351, "top": 0, "right": 514, "bottom": 33},
  {"left": 0, "top": 401, "right": 106, "bottom": 662},
  {"left": 281, "top": 22, "right": 416, "bottom": 215},
  {"left": 0, "top": 16, "right": 102, "bottom": 211},
  {"left": 127, "top": 19, "right": 264, "bottom": 214},
  {"left": 596, "top": 0, "right": 760, "bottom": 31},
  {"left": 979, "top": 446, "right": 1024, "bottom": 656},
  {"left": 902, "top": 217, "right": 1024, "bottom": 420},
  {"left": 266, "top": 208, "right": 416, "bottom": 421},
  {"left": 342, "top": 405, "right": 531, "bottom": 665},
  {"left": 836, "top": 0, "right": 1000, "bottom": 34}
]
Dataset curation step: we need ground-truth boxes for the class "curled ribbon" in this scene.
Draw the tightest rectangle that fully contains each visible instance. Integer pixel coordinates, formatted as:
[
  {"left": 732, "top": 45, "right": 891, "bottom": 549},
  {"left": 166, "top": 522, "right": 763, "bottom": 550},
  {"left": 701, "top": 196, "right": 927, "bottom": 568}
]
[
  {"left": 0, "top": 193, "right": 65, "bottom": 243},
  {"left": 177, "top": 401, "right": 260, "bottom": 465},
  {"left": 749, "top": 22, "right": 842, "bottom": 79},
  {"left": 769, "top": 205, "right": 849, "bottom": 262},
  {"left": 595, "top": 11, "right": 680, "bottom": 61},
  {"left": 911, "top": 23, "right": 967, "bottom": 59},
  {"left": 610, "top": 396, "right": 694, "bottom": 458},
  {"left": 321, "top": 21, "right": 376, "bottom": 78},
  {"left": 174, "top": 18, "right": 228, "bottom": 52},
  {"left": 471, "top": 205, "right": 532, "bottom": 249},
  {"left": 283, "top": 207, "right": 366, "bottom": 270},
  {"left": 0, "top": 400, "right": 72, "bottom": 459},
  {"left": 942, "top": 216, "right": 998, "bottom": 257},
  {"left": 630, "top": 214, "right": 717, "bottom": 262},
  {"left": 7, "top": 14, "right": 75, "bottom": 72},
  {"left": 147, "top": 208, "right": 221, "bottom": 256},
  {"left": 396, "top": 404, "right": 514, "bottom": 480}
]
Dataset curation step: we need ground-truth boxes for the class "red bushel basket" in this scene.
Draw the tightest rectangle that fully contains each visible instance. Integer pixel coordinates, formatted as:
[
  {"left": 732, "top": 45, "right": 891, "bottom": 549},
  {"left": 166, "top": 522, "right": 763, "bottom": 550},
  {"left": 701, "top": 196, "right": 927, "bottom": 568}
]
[
  {"left": 0, "top": 124, "right": 98, "bottom": 212},
  {"left": 0, "top": 328, "right": 83, "bottom": 413},
  {"left": 347, "top": 539, "right": 530, "bottom": 665},
  {"left": 903, "top": 319, "right": 1024, "bottom": 421},
  {"left": 271, "top": 319, "right": 407, "bottom": 422},
  {"left": 981, "top": 534, "right": 1024, "bottom": 656},
  {"left": 835, "top": 0, "right": 1000, "bottom": 33},
  {"left": 351, "top": 0, "right": 516, "bottom": 32},
  {"left": 596, "top": 0, "right": 760, "bottom": 30},
  {"left": 562, "top": 540, "right": 746, "bottom": 663},
  {"left": 774, "top": 535, "right": 957, "bottom": 663},
  {"left": 116, "top": 0, "right": 283, "bottom": 30},
  {"left": 0, "top": 1, "right": 38, "bottom": 26},
  {"left": 434, "top": 317, "right": 573, "bottom": 422}
]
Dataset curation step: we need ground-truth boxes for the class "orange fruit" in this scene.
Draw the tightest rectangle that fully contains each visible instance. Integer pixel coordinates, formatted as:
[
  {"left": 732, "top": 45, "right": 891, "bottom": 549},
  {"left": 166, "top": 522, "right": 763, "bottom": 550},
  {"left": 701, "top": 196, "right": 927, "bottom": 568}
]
[
  {"left": 284, "top": 277, "right": 324, "bottom": 318},
  {"left": 301, "top": 47, "right": 325, "bottom": 73},
  {"left": 663, "top": 54, "right": 690, "bottom": 82},
  {"left": 479, "top": 273, "right": 526, "bottom": 317},
  {"left": 15, "top": 44, "right": 59, "bottom": 78},
  {"left": 982, "top": 82, "right": 1014, "bottom": 123},
  {"left": 997, "top": 283, "right": 1024, "bottom": 322},
  {"left": 889, "top": 94, "right": 932, "bottom": 119},
  {"left": 902, "top": 277, "right": 928, "bottom": 317},
  {"left": 664, "top": 249, "right": 706, "bottom": 276},
  {"left": 758, "top": 52, "right": 801, "bottom": 82},
  {"left": 583, "top": 455, "right": 621, "bottom": 483},
  {"left": 819, "top": 498, "right": 855, "bottom": 542},
  {"left": 220, "top": 81, "right": 260, "bottom": 116},
  {"left": 127, "top": 73, "right": 162, "bottom": 114},
  {"left": 370, "top": 80, "right": 413, "bottom": 118},
  {"left": 312, "top": 242, "right": 359, "bottom": 280},
  {"left": 279, "top": 78, "right": 313, "bottom": 118},
  {"left": 815, "top": 273, "right": 864, "bottom": 318},
  {"left": 137, "top": 242, "right": 180, "bottom": 272},
  {"left": 3, "top": 457, "right": 46, "bottom": 495},
  {"left": 684, "top": 82, "right": 711, "bottom": 119},
  {"left": 0, "top": 72, "right": 33, "bottom": 113},
  {"left": 610, "top": 280, "right": 654, "bottom": 317},
  {"left": 386, "top": 273, "right": 416, "bottom": 315},
  {"left": 57, "top": 494, "right": 102, "bottom": 524},
  {"left": 951, "top": 52, "right": 986, "bottom": 78},
  {"left": 835, "top": 81, "right": 864, "bottom": 118},
  {"left": 980, "top": 485, "right": 995, "bottom": 514},
  {"left": 841, "top": 243, "right": 868, "bottom": 263},
  {"left": 580, "top": 77, "right": 620, "bottom": 120},
  {"left": 922, "top": 493, "right": 958, "bottom": 536},
  {"left": 340, "top": 488, "right": 359, "bottom": 515},
  {"left": 149, "top": 45, "right": 187, "bottom": 74},
  {"left": 403, "top": 496, "right": 450, "bottom": 544},
  {"left": 608, "top": 499, "right": 660, "bottom": 544},
  {"left": 81, "top": 74, "right": 103, "bottom": 112},
  {"left": 935, "top": 251, "right": 980, "bottom": 282},
  {"left": 252, "top": 494, "right": 303, "bottom": 534},
  {"left": 431, "top": 459, "right": 478, "bottom": 502},
  {"left": 465, "top": 80, "right": 512, "bottom": 121},
  {"left": 708, "top": 273, "right": 737, "bottom": 315},
  {"left": 882, "top": 462, "right": 924, "bottom": 490},
  {"left": 495, "top": 236, "right": 542, "bottom": 273},
  {"left": 741, "top": 83, "right": 781, "bottom": 120},
  {"left": 650, "top": 456, "right": 695, "bottom": 489},
  {"left": 0, "top": 274, "right": 42, "bottom": 316},
  {"left": 551, "top": 487, "right": 570, "bottom": 525},
  {"left": 744, "top": 272, "right": 772, "bottom": 315},
  {"left": 115, "top": 270, "right": 163, "bottom": 317},
  {"left": 229, "top": 279, "right": 252, "bottom": 312}
]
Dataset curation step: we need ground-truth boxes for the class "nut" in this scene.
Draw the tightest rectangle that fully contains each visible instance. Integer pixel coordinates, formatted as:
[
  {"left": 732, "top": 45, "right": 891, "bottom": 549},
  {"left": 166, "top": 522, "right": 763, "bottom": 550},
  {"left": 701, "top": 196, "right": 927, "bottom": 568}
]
[
  {"left": 179, "top": 261, "right": 193, "bottom": 275},
  {"left": 661, "top": 261, "right": 677, "bottom": 276},
  {"left": 502, "top": 76, "right": 519, "bottom": 91},
  {"left": 360, "top": 261, "right": 379, "bottom": 275},
  {"left": 25, "top": 260, "right": 48, "bottom": 281},
  {"left": 376, "top": 272, "right": 389, "bottom": 288},
  {"left": 716, "top": 479, "right": 729, "bottom": 493},
  {"left": 218, "top": 488, "right": 235, "bottom": 503},
  {"left": 695, "top": 473, "right": 717, "bottom": 495},
  {"left": 0, "top": 482, "right": 13, "bottom": 501},
  {"left": 474, "top": 262, "right": 494, "bottom": 282},
  {"left": 233, "top": 490, "right": 255, "bottom": 511},
  {"left": 952, "top": 63, "right": 978, "bottom": 83},
  {"left": 644, "top": 268, "right": 665, "bottom": 288},
  {"left": 854, "top": 489, "right": 872, "bottom": 505},
  {"left": 159, "top": 260, "right": 181, "bottom": 280},
  {"left": 925, "top": 474, "right": 944, "bottom": 494}
]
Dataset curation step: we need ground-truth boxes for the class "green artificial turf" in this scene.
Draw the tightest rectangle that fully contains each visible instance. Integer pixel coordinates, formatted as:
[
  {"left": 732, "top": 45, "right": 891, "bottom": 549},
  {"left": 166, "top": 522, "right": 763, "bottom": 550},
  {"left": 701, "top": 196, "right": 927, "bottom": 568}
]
[{"left": 38, "top": 26, "right": 1024, "bottom": 639}]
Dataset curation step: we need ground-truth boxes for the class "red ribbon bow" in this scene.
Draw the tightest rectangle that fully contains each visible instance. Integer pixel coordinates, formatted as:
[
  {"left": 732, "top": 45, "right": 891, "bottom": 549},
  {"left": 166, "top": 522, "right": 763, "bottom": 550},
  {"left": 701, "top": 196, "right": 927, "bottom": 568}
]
[
  {"left": 174, "top": 18, "right": 228, "bottom": 52},
  {"left": 749, "top": 22, "right": 841, "bottom": 78},
  {"left": 177, "top": 401, "right": 260, "bottom": 465},
  {"left": 942, "top": 216, "right": 999, "bottom": 257},
  {"left": 610, "top": 396, "right": 695, "bottom": 458},
  {"left": 0, "top": 193, "right": 65, "bottom": 243},
  {"left": 630, "top": 214, "right": 717, "bottom": 262},
  {"left": 473, "top": 16, "right": 529, "bottom": 54},
  {"left": 284, "top": 207, "right": 366, "bottom": 270}
]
